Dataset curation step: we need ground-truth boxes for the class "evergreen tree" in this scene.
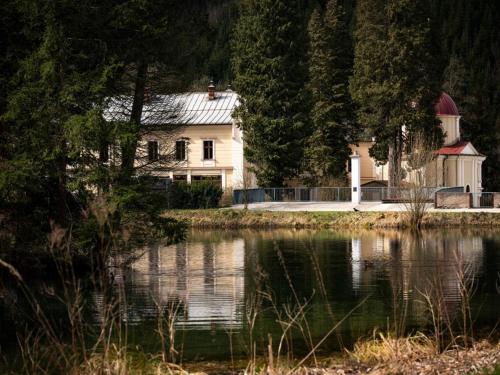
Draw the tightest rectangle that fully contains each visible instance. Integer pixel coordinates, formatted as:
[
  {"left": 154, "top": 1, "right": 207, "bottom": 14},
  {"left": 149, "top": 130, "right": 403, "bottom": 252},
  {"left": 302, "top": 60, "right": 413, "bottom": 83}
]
[
  {"left": 2, "top": 1, "right": 109, "bottom": 227},
  {"left": 232, "top": 0, "right": 310, "bottom": 187},
  {"left": 350, "top": 0, "right": 392, "bottom": 176},
  {"left": 109, "top": 0, "right": 207, "bottom": 179},
  {"left": 206, "top": 0, "right": 239, "bottom": 83},
  {"left": 0, "top": 0, "right": 205, "bottom": 247},
  {"left": 438, "top": 0, "right": 500, "bottom": 190},
  {"left": 305, "top": 0, "right": 356, "bottom": 184},
  {"left": 350, "top": 0, "right": 442, "bottom": 187}
]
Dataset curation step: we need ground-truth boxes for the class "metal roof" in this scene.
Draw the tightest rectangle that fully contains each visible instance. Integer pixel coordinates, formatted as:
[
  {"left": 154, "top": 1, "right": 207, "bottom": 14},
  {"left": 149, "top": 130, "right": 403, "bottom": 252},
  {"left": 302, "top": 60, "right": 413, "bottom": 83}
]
[
  {"left": 435, "top": 141, "right": 468, "bottom": 155},
  {"left": 435, "top": 141, "right": 484, "bottom": 156},
  {"left": 104, "top": 91, "right": 239, "bottom": 126},
  {"left": 435, "top": 92, "right": 459, "bottom": 116}
]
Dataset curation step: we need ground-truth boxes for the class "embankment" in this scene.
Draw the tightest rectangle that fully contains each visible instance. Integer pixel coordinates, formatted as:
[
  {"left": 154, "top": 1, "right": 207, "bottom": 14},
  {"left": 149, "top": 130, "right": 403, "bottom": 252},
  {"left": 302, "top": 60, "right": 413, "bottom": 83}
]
[{"left": 163, "top": 209, "right": 500, "bottom": 229}]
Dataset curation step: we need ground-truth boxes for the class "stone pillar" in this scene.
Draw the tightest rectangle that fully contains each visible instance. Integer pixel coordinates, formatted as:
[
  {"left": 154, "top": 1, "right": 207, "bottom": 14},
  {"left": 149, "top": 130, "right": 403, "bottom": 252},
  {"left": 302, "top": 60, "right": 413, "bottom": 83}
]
[
  {"left": 350, "top": 152, "right": 361, "bottom": 204},
  {"left": 187, "top": 170, "right": 192, "bottom": 184}
]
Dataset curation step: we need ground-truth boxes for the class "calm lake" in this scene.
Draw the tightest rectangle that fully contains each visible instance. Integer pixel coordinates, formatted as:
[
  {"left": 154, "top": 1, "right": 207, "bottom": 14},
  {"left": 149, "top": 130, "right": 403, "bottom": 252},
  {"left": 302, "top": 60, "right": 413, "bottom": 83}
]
[
  {"left": 1, "top": 228, "right": 499, "bottom": 364},
  {"left": 112, "top": 228, "right": 500, "bottom": 361}
]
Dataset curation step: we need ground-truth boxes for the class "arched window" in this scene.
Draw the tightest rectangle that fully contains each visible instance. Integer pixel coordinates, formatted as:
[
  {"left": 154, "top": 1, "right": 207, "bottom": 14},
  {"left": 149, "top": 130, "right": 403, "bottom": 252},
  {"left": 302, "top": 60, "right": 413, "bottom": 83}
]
[{"left": 465, "top": 185, "right": 471, "bottom": 193}]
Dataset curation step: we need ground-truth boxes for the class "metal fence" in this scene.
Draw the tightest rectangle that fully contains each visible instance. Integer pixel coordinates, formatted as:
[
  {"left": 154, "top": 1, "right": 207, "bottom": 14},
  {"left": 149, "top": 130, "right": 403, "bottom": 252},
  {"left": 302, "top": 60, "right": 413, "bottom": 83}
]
[
  {"left": 361, "top": 187, "right": 439, "bottom": 202},
  {"left": 471, "top": 192, "right": 496, "bottom": 208},
  {"left": 232, "top": 186, "right": 500, "bottom": 206},
  {"left": 233, "top": 186, "right": 443, "bottom": 204},
  {"left": 233, "top": 187, "right": 352, "bottom": 204}
]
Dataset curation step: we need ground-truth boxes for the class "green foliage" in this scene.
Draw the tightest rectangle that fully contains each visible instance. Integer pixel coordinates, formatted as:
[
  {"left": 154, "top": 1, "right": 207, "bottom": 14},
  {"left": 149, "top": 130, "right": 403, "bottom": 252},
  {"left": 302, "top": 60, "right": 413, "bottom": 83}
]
[
  {"left": 206, "top": 0, "right": 239, "bottom": 83},
  {"left": 232, "top": 0, "right": 311, "bottom": 187},
  {"left": 0, "top": 0, "right": 199, "bottom": 262},
  {"left": 437, "top": 0, "right": 500, "bottom": 190},
  {"left": 350, "top": 0, "right": 443, "bottom": 187},
  {"left": 1, "top": 1, "right": 109, "bottom": 232},
  {"left": 109, "top": 177, "right": 171, "bottom": 217},
  {"left": 304, "top": 1, "right": 356, "bottom": 184},
  {"left": 167, "top": 182, "right": 223, "bottom": 209}
]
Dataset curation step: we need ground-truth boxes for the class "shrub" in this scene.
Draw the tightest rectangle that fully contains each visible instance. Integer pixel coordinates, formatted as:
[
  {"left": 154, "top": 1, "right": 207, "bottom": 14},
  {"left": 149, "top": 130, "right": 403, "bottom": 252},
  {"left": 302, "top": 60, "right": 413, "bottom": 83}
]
[{"left": 167, "top": 182, "right": 223, "bottom": 209}]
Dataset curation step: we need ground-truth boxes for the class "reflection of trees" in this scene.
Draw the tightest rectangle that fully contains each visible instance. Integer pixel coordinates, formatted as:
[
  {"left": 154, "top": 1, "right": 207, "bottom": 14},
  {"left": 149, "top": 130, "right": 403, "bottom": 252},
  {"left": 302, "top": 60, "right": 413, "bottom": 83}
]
[{"left": 349, "top": 230, "right": 485, "bottom": 330}]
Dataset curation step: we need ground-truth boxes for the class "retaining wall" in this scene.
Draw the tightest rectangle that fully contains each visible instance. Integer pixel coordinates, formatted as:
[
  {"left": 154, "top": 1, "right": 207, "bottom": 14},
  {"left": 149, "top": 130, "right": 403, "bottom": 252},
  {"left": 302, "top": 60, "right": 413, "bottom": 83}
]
[{"left": 435, "top": 192, "right": 472, "bottom": 209}]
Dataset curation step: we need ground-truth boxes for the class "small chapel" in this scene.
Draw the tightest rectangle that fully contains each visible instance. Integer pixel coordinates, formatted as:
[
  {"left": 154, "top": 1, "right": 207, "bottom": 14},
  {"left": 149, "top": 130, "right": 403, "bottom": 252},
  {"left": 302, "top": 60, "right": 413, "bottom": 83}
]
[{"left": 351, "top": 92, "right": 486, "bottom": 193}]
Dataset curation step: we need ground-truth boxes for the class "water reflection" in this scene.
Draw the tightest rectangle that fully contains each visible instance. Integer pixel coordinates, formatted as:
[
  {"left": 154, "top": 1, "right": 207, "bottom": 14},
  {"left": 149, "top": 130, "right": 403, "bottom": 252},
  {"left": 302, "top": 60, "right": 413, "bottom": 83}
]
[
  {"left": 120, "top": 237, "right": 245, "bottom": 329},
  {"left": 91, "top": 229, "right": 499, "bottom": 358},
  {"left": 350, "top": 231, "right": 485, "bottom": 323}
]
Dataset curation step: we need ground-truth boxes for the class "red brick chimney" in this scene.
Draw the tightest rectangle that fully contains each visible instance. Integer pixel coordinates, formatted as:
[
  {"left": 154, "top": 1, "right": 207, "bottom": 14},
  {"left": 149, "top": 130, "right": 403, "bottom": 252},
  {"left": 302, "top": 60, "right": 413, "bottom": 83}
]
[{"left": 208, "top": 80, "right": 216, "bottom": 100}]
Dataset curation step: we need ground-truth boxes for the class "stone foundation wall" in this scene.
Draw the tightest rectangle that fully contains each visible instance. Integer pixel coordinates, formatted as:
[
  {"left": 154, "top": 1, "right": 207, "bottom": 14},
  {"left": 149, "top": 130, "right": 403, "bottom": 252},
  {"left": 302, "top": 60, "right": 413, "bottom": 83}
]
[
  {"left": 494, "top": 193, "right": 500, "bottom": 208},
  {"left": 435, "top": 193, "right": 472, "bottom": 209}
]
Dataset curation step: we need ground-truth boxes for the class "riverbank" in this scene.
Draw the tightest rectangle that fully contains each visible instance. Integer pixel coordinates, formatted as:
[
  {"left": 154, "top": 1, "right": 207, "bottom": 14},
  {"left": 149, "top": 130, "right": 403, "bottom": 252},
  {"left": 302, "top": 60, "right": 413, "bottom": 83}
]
[
  {"left": 163, "top": 209, "right": 500, "bottom": 229},
  {"left": 183, "top": 342, "right": 500, "bottom": 374},
  {"left": 80, "top": 339, "right": 500, "bottom": 374}
]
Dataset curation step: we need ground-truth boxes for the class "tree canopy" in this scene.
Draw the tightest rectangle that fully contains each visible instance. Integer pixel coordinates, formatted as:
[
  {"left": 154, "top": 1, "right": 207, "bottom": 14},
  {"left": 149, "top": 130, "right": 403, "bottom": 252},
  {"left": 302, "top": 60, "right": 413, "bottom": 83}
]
[
  {"left": 305, "top": 0, "right": 356, "bottom": 184},
  {"left": 350, "top": 0, "right": 443, "bottom": 187},
  {"left": 232, "top": 0, "right": 311, "bottom": 187}
]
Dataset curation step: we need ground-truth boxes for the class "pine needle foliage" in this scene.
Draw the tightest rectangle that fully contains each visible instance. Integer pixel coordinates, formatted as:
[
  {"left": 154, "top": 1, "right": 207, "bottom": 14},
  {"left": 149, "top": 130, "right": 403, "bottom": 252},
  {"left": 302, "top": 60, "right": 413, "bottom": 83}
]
[
  {"left": 232, "top": 0, "right": 311, "bottom": 187},
  {"left": 304, "top": 0, "right": 357, "bottom": 185},
  {"left": 350, "top": 0, "right": 443, "bottom": 187},
  {"left": 438, "top": 0, "right": 500, "bottom": 190}
]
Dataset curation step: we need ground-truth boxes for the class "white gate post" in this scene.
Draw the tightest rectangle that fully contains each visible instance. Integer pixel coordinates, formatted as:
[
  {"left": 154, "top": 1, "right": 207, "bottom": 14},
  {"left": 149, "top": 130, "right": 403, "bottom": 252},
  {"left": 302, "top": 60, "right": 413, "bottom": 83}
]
[{"left": 350, "top": 152, "right": 361, "bottom": 204}]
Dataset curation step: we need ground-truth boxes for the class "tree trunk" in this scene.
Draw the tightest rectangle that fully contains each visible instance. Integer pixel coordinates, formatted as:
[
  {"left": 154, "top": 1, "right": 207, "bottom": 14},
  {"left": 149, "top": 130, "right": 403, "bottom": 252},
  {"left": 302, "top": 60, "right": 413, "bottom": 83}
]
[
  {"left": 121, "top": 61, "right": 148, "bottom": 178},
  {"left": 56, "top": 150, "right": 67, "bottom": 225},
  {"left": 388, "top": 128, "right": 403, "bottom": 188}
]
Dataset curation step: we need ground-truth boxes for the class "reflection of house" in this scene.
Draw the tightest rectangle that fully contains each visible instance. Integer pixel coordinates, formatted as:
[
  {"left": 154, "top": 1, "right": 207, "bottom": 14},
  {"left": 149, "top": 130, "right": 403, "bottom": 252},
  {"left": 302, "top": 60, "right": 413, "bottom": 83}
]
[
  {"left": 127, "top": 238, "right": 245, "bottom": 328},
  {"left": 351, "top": 93, "right": 486, "bottom": 192}
]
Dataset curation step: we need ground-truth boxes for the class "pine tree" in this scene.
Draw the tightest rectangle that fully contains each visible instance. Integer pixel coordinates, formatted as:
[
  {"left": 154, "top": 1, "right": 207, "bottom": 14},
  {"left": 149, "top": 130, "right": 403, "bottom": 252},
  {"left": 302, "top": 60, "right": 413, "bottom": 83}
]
[
  {"left": 106, "top": 0, "right": 210, "bottom": 179},
  {"left": 1, "top": 1, "right": 112, "bottom": 226},
  {"left": 439, "top": 0, "right": 500, "bottom": 190},
  {"left": 232, "top": 0, "right": 310, "bottom": 187},
  {"left": 0, "top": 0, "right": 201, "bottom": 249},
  {"left": 305, "top": 0, "right": 356, "bottom": 184},
  {"left": 350, "top": 0, "right": 442, "bottom": 187}
]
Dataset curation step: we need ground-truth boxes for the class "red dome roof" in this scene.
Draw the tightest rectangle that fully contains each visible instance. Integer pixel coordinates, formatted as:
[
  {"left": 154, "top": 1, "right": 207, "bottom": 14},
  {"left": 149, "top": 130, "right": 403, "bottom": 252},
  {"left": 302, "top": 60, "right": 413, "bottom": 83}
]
[{"left": 435, "top": 92, "right": 459, "bottom": 116}]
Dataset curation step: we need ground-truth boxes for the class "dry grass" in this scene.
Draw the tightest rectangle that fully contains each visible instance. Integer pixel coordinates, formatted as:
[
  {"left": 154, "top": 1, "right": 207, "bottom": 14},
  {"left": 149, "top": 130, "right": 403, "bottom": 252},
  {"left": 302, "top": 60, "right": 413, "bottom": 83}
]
[
  {"left": 163, "top": 209, "right": 500, "bottom": 230},
  {"left": 76, "top": 339, "right": 498, "bottom": 375},
  {"left": 345, "top": 338, "right": 500, "bottom": 375},
  {"left": 349, "top": 331, "right": 436, "bottom": 364}
]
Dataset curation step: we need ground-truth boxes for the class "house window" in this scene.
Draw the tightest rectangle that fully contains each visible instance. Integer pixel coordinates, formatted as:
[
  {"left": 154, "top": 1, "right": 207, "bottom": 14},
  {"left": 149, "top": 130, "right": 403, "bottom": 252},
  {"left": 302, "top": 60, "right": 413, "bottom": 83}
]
[
  {"left": 148, "top": 141, "right": 159, "bottom": 161},
  {"left": 173, "top": 175, "right": 187, "bottom": 183},
  {"left": 176, "top": 140, "right": 187, "bottom": 161},
  {"left": 203, "top": 140, "right": 214, "bottom": 160}
]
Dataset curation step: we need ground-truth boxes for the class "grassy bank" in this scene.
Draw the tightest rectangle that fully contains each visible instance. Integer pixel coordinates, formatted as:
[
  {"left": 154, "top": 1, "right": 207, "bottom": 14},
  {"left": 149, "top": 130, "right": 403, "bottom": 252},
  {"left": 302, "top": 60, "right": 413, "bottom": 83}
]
[
  {"left": 50, "top": 338, "right": 500, "bottom": 374},
  {"left": 163, "top": 209, "right": 500, "bottom": 229}
]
